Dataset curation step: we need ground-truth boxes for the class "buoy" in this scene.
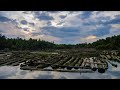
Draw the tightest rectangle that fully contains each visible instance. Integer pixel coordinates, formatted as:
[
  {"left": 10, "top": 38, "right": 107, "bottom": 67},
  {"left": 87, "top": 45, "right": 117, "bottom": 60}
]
[
  {"left": 60, "top": 66, "right": 65, "bottom": 69},
  {"left": 98, "top": 68, "right": 105, "bottom": 73},
  {"left": 20, "top": 64, "right": 26, "bottom": 67},
  {"left": 92, "top": 67, "right": 97, "bottom": 71},
  {"left": 74, "top": 67, "right": 79, "bottom": 69},
  {"left": 114, "top": 64, "right": 117, "bottom": 67},
  {"left": 66, "top": 66, "right": 72, "bottom": 70},
  {"left": 51, "top": 65, "right": 59, "bottom": 69}
]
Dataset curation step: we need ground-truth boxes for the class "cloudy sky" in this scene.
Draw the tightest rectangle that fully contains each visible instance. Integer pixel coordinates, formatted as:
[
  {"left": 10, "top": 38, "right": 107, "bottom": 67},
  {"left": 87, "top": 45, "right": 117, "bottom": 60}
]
[{"left": 0, "top": 11, "right": 120, "bottom": 44}]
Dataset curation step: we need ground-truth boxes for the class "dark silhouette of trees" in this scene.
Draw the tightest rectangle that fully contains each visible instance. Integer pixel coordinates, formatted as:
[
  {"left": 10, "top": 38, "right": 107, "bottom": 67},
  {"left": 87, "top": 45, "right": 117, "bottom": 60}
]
[
  {"left": 91, "top": 35, "right": 120, "bottom": 50},
  {"left": 0, "top": 34, "right": 56, "bottom": 51},
  {"left": 0, "top": 33, "right": 120, "bottom": 51}
]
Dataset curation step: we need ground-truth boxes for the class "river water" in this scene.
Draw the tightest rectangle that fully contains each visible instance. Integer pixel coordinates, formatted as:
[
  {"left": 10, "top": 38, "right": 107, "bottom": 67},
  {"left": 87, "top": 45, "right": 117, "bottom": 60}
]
[{"left": 0, "top": 61, "right": 120, "bottom": 79}]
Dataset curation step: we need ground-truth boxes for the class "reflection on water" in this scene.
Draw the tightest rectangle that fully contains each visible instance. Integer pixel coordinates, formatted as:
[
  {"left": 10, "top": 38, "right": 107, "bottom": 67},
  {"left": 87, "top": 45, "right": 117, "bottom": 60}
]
[{"left": 0, "top": 61, "right": 120, "bottom": 79}]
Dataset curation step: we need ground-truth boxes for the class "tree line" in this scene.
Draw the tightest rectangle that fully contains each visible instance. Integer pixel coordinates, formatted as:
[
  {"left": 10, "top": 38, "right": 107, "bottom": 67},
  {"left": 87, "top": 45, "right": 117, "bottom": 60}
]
[
  {"left": 0, "top": 34, "right": 56, "bottom": 51},
  {"left": 0, "top": 33, "right": 120, "bottom": 51}
]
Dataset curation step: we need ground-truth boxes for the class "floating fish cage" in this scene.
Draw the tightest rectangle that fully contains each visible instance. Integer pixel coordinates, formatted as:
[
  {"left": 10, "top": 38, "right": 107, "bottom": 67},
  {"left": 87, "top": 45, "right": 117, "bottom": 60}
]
[
  {"left": 1, "top": 51, "right": 119, "bottom": 73},
  {"left": 20, "top": 55, "right": 110, "bottom": 73}
]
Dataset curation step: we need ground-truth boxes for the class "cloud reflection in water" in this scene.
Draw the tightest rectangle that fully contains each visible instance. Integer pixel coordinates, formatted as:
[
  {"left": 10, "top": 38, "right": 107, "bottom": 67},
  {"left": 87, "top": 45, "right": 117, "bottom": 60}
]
[{"left": 0, "top": 62, "right": 120, "bottom": 79}]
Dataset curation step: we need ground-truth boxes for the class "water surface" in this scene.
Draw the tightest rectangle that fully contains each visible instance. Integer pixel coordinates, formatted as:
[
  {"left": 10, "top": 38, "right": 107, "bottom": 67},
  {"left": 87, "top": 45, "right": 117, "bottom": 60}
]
[{"left": 0, "top": 61, "right": 120, "bottom": 79}]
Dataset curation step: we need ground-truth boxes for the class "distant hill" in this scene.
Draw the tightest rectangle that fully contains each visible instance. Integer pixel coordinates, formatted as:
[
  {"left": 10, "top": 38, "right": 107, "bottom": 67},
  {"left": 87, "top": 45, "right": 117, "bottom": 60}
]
[
  {"left": 72, "top": 34, "right": 120, "bottom": 50},
  {"left": 91, "top": 35, "right": 120, "bottom": 50}
]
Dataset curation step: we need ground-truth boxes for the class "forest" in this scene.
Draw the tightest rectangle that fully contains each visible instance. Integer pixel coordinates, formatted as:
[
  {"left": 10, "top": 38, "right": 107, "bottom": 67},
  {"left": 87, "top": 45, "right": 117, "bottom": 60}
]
[{"left": 0, "top": 33, "right": 120, "bottom": 51}]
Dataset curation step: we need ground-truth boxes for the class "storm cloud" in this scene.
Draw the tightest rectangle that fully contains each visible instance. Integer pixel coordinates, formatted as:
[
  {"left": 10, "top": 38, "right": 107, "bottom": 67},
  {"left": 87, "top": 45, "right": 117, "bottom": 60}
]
[{"left": 0, "top": 11, "right": 120, "bottom": 44}]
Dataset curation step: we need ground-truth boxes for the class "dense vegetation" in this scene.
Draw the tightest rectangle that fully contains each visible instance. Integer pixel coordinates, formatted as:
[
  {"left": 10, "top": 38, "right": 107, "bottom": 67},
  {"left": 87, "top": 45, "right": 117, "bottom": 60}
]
[
  {"left": 92, "top": 35, "right": 120, "bottom": 50},
  {"left": 0, "top": 34, "right": 56, "bottom": 51},
  {"left": 72, "top": 34, "right": 120, "bottom": 50},
  {"left": 0, "top": 33, "right": 120, "bottom": 51}
]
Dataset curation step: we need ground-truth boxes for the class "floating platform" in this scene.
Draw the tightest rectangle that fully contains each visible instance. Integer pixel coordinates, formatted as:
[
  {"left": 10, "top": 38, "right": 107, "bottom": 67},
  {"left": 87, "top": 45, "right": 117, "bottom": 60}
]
[
  {"left": 20, "top": 66, "right": 94, "bottom": 73},
  {"left": 1, "top": 51, "right": 118, "bottom": 73}
]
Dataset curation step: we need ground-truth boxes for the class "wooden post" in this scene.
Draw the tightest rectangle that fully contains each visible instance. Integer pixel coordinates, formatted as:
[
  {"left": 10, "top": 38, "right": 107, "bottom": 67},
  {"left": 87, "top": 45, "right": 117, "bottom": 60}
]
[{"left": 80, "top": 67, "right": 81, "bottom": 75}]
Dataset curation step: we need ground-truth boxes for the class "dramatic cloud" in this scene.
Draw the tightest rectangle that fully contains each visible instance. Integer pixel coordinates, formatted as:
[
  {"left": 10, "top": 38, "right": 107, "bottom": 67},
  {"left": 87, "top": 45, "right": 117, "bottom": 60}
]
[
  {"left": 78, "top": 11, "right": 92, "bottom": 19},
  {"left": 29, "top": 22, "right": 35, "bottom": 26},
  {"left": 20, "top": 20, "right": 27, "bottom": 25},
  {"left": 59, "top": 15, "right": 67, "bottom": 19},
  {"left": 1, "top": 11, "right": 120, "bottom": 44},
  {"left": 0, "top": 15, "right": 11, "bottom": 22},
  {"left": 84, "top": 35, "right": 97, "bottom": 40},
  {"left": 34, "top": 11, "right": 54, "bottom": 21},
  {"left": 80, "top": 35, "right": 97, "bottom": 43}
]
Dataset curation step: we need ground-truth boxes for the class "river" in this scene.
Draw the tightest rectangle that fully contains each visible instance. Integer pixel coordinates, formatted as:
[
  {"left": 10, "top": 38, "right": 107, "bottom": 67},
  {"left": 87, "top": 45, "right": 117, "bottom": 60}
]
[{"left": 0, "top": 61, "right": 120, "bottom": 79}]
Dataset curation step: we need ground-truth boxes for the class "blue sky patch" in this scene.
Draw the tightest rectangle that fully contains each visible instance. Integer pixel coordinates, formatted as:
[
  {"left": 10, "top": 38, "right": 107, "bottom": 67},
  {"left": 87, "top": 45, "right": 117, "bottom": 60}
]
[{"left": 35, "top": 12, "right": 54, "bottom": 21}]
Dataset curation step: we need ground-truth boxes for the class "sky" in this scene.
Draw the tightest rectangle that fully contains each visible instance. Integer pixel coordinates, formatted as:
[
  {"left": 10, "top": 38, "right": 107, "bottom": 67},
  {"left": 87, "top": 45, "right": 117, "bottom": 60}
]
[{"left": 0, "top": 11, "right": 120, "bottom": 44}]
